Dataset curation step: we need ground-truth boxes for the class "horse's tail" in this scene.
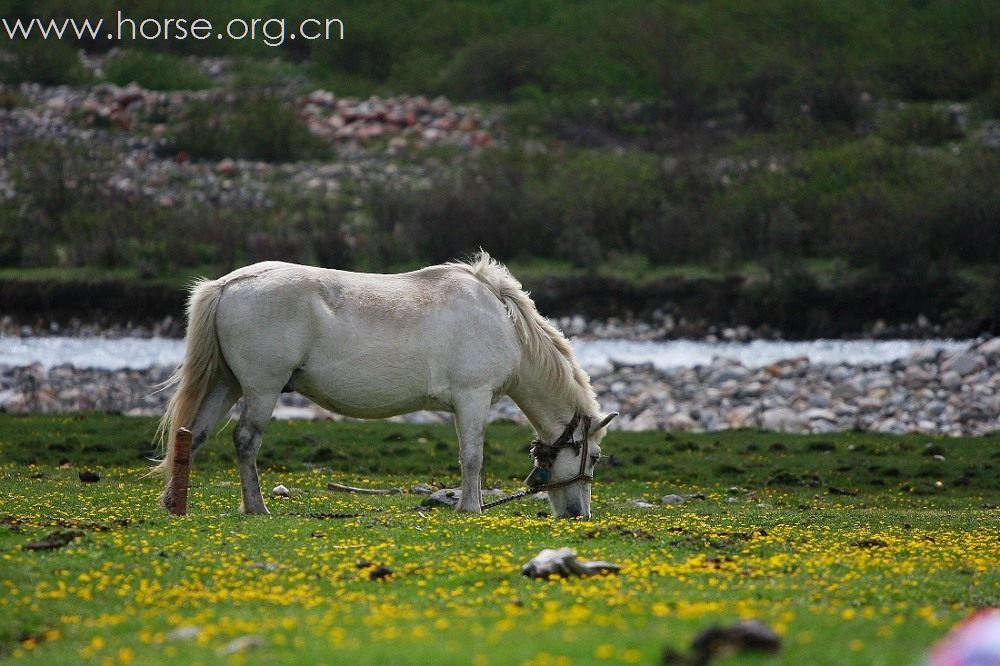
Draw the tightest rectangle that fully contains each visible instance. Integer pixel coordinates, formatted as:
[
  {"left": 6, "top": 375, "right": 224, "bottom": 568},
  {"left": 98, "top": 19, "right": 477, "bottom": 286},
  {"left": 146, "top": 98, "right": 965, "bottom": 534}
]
[{"left": 152, "top": 278, "right": 228, "bottom": 483}]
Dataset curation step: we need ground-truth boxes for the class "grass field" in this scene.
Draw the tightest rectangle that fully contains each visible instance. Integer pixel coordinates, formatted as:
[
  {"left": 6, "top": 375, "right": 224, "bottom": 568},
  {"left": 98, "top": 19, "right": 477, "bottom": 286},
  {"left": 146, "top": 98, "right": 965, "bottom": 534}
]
[{"left": 1, "top": 415, "right": 998, "bottom": 664}]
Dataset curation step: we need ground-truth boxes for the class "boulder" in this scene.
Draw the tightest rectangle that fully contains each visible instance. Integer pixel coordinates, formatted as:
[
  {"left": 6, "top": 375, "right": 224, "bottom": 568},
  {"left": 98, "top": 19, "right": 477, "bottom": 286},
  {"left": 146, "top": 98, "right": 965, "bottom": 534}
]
[
  {"left": 942, "top": 352, "right": 985, "bottom": 376},
  {"left": 760, "top": 407, "right": 809, "bottom": 433}
]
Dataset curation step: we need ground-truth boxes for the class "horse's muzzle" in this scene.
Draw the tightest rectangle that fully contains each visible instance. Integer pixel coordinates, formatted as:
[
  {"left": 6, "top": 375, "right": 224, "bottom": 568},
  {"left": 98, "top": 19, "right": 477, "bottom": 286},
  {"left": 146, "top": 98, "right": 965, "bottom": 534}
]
[{"left": 558, "top": 504, "right": 588, "bottom": 519}]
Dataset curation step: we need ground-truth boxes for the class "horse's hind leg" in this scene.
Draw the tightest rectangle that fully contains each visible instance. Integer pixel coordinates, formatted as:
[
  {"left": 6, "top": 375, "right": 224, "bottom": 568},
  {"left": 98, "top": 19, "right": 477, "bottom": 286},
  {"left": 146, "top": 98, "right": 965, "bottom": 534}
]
[
  {"left": 233, "top": 389, "right": 280, "bottom": 514},
  {"left": 159, "top": 378, "right": 239, "bottom": 511},
  {"left": 190, "top": 380, "right": 240, "bottom": 458}
]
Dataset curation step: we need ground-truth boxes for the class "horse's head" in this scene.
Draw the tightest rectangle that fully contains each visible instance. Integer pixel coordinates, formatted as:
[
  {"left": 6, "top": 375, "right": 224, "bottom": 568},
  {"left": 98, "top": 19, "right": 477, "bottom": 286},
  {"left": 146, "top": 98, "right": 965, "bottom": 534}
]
[{"left": 525, "top": 411, "right": 618, "bottom": 519}]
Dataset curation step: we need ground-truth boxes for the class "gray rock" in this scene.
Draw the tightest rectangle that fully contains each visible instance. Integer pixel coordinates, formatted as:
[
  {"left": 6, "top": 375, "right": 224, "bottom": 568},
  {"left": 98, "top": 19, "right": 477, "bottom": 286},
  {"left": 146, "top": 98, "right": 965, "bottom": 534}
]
[
  {"left": 726, "top": 406, "right": 756, "bottom": 429},
  {"left": 942, "top": 352, "right": 985, "bottom": 376},
  {"left": 422, "top": 488, "right": 462, "bottom": 508},
  {"left": 166, "top": 626, "right": 202, "bottom": 642},
  {"left": 904, "top": 366, "right": 936, "bottom": 387},
  {"left": 805, "top": 408, "right": 837, "bottom": 422},
  {"left": 940, "top": 370, "right": 963, "bottom": 389},
  {"left": 627, "top": 409, "right": 659, "bottom": 432},
  {"left": 832, "top": 380, "right": 863, "bottom": 400},
  {"left": 810, "top": 419, "right": 839, "bottom": 434},
  {"left": 629, "top": 498, "right": 656, "bottom": 509},
  {"left": 660, "top": 494, "right": 686, "bottom": 505},
  {"left": 711, "top": 367, "right": 749, "bottom": 383},
  {"left": 976, "top": 337, "right": 1000, "bottom": 359},
  {"left": 420, "top": 487, "right": 503, "bottom": 508},
  {"left": 217, "top": 635, "right": 264, "bottom": 656},
  {"left": 665, "top": 413, "right": 697, "bottom": 431},
  {"left": 760, "top": 407, "right": 808, "bottom": 433}
]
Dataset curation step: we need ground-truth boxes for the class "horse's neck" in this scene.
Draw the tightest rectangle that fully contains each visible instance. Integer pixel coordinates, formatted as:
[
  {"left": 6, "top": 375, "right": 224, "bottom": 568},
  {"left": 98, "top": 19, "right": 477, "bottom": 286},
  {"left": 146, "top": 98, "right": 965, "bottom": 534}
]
[{"left": 508, "top": 367, "right": 579, "bottom": 442}]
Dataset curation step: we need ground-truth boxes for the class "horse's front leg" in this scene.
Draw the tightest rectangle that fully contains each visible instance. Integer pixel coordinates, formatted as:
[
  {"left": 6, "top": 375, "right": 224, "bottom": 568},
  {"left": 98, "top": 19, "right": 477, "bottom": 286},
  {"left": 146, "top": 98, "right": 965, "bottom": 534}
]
[{"left": 453, "top": 391, "right": 492, "bottom": 514}]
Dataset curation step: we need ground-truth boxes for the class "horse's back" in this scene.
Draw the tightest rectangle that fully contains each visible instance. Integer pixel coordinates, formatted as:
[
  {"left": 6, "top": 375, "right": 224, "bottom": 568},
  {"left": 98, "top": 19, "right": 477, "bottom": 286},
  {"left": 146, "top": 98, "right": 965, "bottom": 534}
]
[{"left": 211, "top": 261, "right": 521, "bottom": 414}]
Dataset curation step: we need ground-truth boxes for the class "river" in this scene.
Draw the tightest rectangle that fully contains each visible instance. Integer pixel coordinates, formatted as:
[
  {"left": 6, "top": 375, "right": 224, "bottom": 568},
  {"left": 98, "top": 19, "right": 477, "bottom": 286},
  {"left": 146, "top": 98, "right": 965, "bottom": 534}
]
[{"left": 0, "top": 335, "right": 972, "bottom": 371}]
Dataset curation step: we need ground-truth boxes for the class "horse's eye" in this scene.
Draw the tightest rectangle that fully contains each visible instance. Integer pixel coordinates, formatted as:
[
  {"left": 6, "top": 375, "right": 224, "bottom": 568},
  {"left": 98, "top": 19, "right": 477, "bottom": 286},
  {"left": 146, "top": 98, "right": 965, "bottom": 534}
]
[{"left": 590, "top": 455, "right": 601, "bottom": 465}]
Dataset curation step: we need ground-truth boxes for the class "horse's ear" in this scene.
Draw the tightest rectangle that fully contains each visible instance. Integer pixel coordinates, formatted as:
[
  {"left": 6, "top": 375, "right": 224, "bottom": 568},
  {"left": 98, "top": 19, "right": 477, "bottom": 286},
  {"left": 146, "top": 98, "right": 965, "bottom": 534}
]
[{"left": 595, "top": 412, "right": 619, "bottom": 430}]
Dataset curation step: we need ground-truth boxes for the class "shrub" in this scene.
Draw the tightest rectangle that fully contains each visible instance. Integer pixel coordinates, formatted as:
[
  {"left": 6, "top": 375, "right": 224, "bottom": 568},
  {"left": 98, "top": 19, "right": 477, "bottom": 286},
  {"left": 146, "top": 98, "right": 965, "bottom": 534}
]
[
  {"left": 364, "top": 148, "right": 544, "bottom": 265},
  {"left": 0, "top": 40, "right": 88, "bottom": 85},
  {"left": 436, "top": 34, "right": 556, "bottom": 101},
  {"left": 103, "top": 50, "right": 213, "bottom": 90},
  {"left": 165, "top": 94, "right": 322, "bottom": 162},
  {"left": 8, "top": 137, "right": 180, "bottom": 268},
  {"left": 538, "top": 149, "right": 662, "bottom": 264},
  {"left": 876, "top": 104, "right": 964, "bottom": 145}
]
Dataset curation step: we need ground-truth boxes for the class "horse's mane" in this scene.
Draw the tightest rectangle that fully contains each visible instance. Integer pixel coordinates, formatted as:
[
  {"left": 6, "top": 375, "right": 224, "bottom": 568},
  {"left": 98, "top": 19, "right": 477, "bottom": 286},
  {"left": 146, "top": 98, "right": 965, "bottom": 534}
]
[{"left": 450, "top": 251, "right": 599, "bottom": 415}]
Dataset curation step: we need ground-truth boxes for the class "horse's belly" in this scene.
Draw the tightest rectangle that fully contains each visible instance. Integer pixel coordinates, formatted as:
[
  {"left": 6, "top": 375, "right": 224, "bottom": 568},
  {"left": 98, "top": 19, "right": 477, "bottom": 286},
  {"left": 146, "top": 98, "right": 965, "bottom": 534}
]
[{"left": 290, "top": 368, "right": 448, "bottom": 419}]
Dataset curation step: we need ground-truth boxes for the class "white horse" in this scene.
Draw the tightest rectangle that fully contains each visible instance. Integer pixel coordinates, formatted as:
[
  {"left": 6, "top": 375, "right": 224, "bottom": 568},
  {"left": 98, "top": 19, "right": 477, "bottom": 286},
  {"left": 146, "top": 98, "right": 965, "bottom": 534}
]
[{"left": 155, "top": 251, "right": 617, "bottom": 517}]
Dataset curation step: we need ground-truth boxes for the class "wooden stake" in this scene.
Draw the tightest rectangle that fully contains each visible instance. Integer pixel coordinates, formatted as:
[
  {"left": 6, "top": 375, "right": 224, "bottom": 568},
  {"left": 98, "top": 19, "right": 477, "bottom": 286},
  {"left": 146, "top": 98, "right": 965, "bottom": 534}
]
[{"left": 168, "top": 427, "right": 192, "bottom": 516}]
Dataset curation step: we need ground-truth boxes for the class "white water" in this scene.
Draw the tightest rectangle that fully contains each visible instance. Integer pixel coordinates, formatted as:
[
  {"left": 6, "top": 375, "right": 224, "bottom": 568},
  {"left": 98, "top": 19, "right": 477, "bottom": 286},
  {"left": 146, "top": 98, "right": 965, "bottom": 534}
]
[
  {"left": 572, "top": 338, "right": 970, "bottom": 371},
  {"left": 0, "top": 334, "right": 971, "bottom": 371}
]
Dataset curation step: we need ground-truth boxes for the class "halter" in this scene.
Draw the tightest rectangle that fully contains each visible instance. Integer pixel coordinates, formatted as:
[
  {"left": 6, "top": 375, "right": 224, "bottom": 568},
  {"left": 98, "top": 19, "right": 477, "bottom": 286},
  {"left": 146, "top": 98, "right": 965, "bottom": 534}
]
[
  {"left": 481, "top": 414, "right": 594, "bottom": 511},
  {"left": 527, "top": 413, "right": 594, "bottom": 492}
]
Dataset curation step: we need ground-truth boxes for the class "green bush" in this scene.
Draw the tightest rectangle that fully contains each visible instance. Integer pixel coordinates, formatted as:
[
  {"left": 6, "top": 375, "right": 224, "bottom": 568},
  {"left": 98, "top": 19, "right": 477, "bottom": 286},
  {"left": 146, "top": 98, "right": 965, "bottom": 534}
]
[
  {"left": 876, "top": 104, "right": 964, "bottom": 145},
  {"left": 165, "top": 94, "right": 323, "bottom": 162},
  {"left": 103, "top": 51, "right": 213, "bottom": 90},
  {"left": 538, "top": 149, "right": 661, "bottom": 264},
  {"left": 9, "top": 137, "right": 172, "bottom": 268},
  {"left": 436, "top": 34, "right": 556, "bottom": 101},
  {"left": 0, "top": 39, "right": 88, "bottom": 85},
  {"left": 364, "top": 148, "right": 545, "bottom": 264}
]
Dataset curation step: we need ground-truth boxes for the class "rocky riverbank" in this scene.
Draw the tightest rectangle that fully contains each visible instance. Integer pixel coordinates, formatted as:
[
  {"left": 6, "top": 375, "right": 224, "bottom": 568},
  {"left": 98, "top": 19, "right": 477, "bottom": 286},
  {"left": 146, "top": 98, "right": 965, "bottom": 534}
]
[{"left": 2, "top": 337, "right": 996, "bottom": 436}]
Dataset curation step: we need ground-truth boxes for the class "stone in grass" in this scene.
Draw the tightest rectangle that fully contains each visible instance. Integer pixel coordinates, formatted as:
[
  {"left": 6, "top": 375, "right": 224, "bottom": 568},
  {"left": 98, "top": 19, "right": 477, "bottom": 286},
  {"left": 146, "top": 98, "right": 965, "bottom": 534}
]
[
  {"left": 521, "top": 547, "right": 620, "bottom": 579},
  {"left": 629, "top": 498, "right": 656, "bottom": 509},
  {"left": 422, "top": 488, "right": 462, "bottom": 508},
  {"left": 216, "top": 635, "right": 264, "bottom": 656},
  {"left": 271, "top": 484, "right": 291, "bottom": 497},
  {"left": 368, "top": 565, "right": 393, "bottom": 581},
  {"left": 663, "top": 619, "right": 781, "bottom": 664},
  {"left": 23, "top": 529, "right": 84, "bottom": 551},
  {"left": 79, "top": 471, "right": 100, "bottom": 483},
  {"left": 421, "top": 487, "right": 504, "bottom": 508},
  {"left": 166, "top": 626, "right": 201, "bottom": 642},
  {"left": 661, "top": 494, "right": 686, "bottom": 505}
]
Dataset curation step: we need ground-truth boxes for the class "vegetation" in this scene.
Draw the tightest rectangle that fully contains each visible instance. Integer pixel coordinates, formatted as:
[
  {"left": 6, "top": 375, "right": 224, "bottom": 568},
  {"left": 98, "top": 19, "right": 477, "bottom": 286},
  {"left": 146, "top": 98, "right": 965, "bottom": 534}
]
[
  {"left": 0, "top": 415, "right": 997, "bottom": 663},
  {"left": 102, "top": 50, "right": 212, "bottom": 90},
  {"left": 5, "top": 0, "right": 997, "bottom": 105},
  {"left": 0, "top": 0, "right": 997, "bottom": 329},
  {"left": 164, "top": 95, "right": 327, "bottom": 162},
  {"left": 0, "top": 39, "right": 89, "bottom": 85}
]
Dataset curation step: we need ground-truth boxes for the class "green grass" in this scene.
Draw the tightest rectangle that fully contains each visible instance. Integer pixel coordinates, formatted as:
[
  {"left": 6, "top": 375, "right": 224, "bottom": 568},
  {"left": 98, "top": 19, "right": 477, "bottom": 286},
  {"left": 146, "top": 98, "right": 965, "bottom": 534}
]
[
  {"left": 103, "top": 51, "right": 213, "bottom": 91},
  {"left": 1, "top": 415, "right": 998, "bottom": 664}
]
